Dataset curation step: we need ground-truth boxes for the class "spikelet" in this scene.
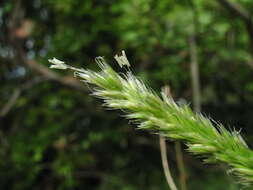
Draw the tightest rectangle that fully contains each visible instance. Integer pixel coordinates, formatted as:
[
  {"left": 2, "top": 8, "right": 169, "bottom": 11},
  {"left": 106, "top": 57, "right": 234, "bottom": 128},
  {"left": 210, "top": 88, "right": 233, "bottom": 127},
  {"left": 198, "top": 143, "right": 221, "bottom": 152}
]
[{"left": 49, "top": 52, "right": 253, "bottom": 186}]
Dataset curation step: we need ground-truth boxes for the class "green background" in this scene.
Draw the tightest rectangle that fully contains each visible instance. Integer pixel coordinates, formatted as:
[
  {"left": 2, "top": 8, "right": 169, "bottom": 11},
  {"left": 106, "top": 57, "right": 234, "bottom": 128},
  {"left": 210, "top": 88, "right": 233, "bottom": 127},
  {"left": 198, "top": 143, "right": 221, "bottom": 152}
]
[{"left": 1, "top": 0, "right": 253, "bottom": 189}]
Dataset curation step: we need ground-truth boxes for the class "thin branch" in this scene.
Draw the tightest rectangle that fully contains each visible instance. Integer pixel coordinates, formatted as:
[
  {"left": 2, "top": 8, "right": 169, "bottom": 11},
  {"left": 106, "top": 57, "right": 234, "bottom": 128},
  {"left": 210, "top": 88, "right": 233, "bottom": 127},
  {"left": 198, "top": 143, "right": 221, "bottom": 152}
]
[
  {"left": 159, "top": 136, "right": 178, "bottom": 190},
  {"left": 25, "top": 59, "right": 88, "bottom": 92},
  {"left": 162, "top": 85, "right": 187, "bottom": 190},
  {"left": 217, "top": 0, "right": 250, "bottom": 21},
  {"left": 175, "top": 142, "right": 187, "bottom": 190},
  {"left": 0, "top": 89, "right": 21, "bottom": 117},
  {"left": 189, "top": 35, "right": 201, "bottom": 113},
  {"left": 7, "top": 0, "right": 88, "bottom": 93},
  {"left": 189, "top": 0, "right": 201, "bottom": 113},
  {"left": 217, "top": 0, "right": 253, "bottom": 52},
  {"left": 0, "top": 77, "right": 46, "bottom": 117},
  {"left": 5, "top": 0, "right": 97, "bottom": 118}
]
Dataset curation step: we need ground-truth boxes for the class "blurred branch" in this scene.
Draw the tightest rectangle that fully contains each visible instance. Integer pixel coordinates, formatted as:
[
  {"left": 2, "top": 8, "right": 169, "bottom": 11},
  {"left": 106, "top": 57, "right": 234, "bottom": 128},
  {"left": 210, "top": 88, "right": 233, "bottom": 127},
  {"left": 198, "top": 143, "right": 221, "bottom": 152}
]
[
  {"left": 24, "top": 58, "right": 88, "bottom": 92},
  {"left": 14, "top": 39, "right": 88, "bottom": 92},
  {"left": 0, "top": 77, "right": 46, "bottom": 117},
  {"left": 162, "top": 85, "right": 187, "bottom": 190},
  {"left": 189, "top": 0, "right": 201, "bottom": 113},
  {"left": 7, "top": 0, "right": 88, "bottom": 93},
  {"left": 217, "top": 0, "right": 250, "bottom": 21},
  {"left": 159, "top": 136, "right": 178, "bottom": 190},
  {"left": 217, "top": 0, "right": 253, "bottom": 52},
  {"left": 160, "top": 86, "right": 178, "bottom": 190},
  {"left": 246, "top": 61, "right": 253, "bottom": 69},
  {"left": 175, "top": 142, "right": 187, "bottom": 190},
  {"left": 0, "top": 89, "right": 20, "bottom": 117},
  {"left": 189, "top": 35, "right": 201, "bottom": 112}
]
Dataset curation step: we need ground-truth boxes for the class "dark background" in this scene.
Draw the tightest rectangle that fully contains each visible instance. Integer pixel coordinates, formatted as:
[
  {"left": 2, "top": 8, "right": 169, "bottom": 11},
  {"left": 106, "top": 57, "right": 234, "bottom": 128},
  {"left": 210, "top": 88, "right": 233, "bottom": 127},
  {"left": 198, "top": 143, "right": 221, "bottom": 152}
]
[{"left": 1, "top": 0, "right": 253, "bottom": 189}]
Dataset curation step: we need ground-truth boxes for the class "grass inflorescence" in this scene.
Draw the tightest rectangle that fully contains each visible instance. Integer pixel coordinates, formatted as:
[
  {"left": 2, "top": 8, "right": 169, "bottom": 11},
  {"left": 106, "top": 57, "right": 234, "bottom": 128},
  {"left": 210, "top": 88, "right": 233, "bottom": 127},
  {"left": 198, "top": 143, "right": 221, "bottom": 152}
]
[{"left": 49, "top": 53, "right": 253, "bottom": 186}]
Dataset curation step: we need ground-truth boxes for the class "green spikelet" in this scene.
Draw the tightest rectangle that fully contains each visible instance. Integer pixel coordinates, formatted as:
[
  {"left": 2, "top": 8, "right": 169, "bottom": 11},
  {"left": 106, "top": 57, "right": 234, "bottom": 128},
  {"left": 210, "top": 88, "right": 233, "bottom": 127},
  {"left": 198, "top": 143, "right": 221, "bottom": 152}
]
[{"left": 49, "top": 53, "right": 253, "bottom": 186}]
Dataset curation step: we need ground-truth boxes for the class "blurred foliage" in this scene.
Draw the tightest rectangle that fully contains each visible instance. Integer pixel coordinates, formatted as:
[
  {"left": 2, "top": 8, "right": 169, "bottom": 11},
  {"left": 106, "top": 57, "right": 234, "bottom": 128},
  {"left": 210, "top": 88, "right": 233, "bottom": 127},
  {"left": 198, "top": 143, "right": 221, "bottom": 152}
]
[{"left": 1, "top": 0, "right": 253, "bottom": 189}]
